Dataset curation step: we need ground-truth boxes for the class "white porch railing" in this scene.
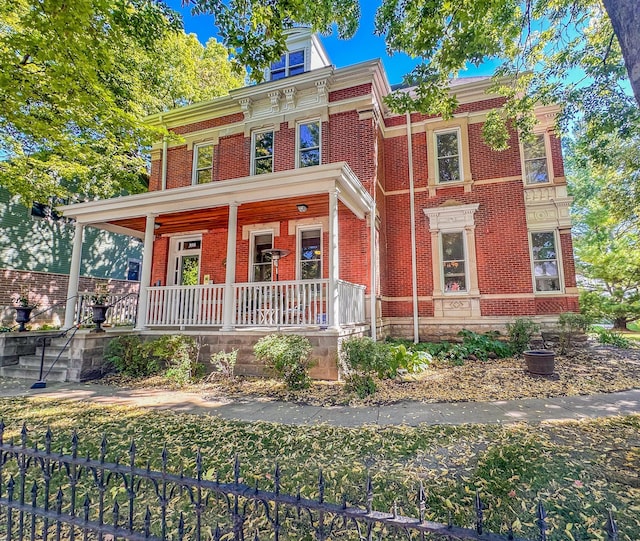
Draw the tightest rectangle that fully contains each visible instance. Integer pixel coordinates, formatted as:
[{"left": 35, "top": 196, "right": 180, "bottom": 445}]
[
  {"left": 142, "top": 279, "right": 366, "bottom": 328},
  {"left": 146, "top": 284, "right": 225, "bottom": 326},
  {"left": 337, "top": 279, "right": 366, "bottom": 325},
  {"left": 234, "top": 280, "right": 328, "bottom": 327}
]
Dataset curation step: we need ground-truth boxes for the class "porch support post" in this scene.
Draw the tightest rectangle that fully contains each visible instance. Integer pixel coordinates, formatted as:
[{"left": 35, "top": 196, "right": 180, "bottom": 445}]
[
  {"left": 328, "top": 189, "right": 340, "bottom": 329},
  {"left": 369, "top": 205, "right": 377, "bottom": 340},
  {"left": 222, "top": 202, "right": 239, "bottom": 331},
  {"left": 63, "top": 222, "right": 85, "bottom": 330},
  {"left": 134, "top": 214, "right": 156, "bottom": 330}
]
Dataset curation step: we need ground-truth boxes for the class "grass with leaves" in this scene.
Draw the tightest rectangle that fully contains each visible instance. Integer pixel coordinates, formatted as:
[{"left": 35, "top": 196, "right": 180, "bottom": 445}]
[{"left": 0, "top": 398, "right": 637, "bottom": 540}]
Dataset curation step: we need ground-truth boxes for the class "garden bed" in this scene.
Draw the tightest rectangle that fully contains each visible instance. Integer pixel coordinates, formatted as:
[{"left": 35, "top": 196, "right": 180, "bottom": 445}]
[{"left": 102, "top": 341, "right": 640, "bottom": 406}]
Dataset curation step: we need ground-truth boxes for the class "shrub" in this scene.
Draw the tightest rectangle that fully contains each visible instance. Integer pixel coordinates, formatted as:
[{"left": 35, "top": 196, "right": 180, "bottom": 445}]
[
  {"left": 254, "top": 334, "right": 315, "bottom": 390},
  {"left": 340, "top": 336, "right": 393, "bottom": 396},
  {"left": 209, "top": 349, "right": 238, "bottom": 379},
  {"left": 148, "top": 335, "right": 203, "bottom": 385},
  {"left": 557, "top": 312, "right": 591, "bottom": 354},
  {"left": 457, "top": 329, "right": 513, "bottom": 360},
  {"left": 506, "top": 318, "right": 540, "bottom": 354},
  {"left": 104, "top": 335, "right": 159, "bottom": 378},
  {"left": 591, "top": 327, "right": 632, "bottom": 348},
  {"left": 389, "top": 344, "right": 432, "bottom": 373}
]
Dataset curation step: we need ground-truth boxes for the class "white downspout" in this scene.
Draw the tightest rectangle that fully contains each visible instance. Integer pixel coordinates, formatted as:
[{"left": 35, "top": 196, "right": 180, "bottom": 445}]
[
  {"left": 406, "top": 112, "right": 419, "bottom": 344},
  {"left": 370, "top": 203, "right": 377, "bottom": 340},
  {"left": 160, "top": 115, "right": 168, "bottom": 191}
]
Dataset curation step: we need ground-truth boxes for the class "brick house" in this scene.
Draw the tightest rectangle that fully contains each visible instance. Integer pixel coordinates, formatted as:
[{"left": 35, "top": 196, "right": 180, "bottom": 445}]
[{"left": 57, "top": 28, "right": 577, "bottom": 376}]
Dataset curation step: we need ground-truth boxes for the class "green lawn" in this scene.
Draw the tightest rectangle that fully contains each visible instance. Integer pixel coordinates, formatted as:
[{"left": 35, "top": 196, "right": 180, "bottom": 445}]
[{"left": 0, "top": 397, "right": 638, "bottom": 540}]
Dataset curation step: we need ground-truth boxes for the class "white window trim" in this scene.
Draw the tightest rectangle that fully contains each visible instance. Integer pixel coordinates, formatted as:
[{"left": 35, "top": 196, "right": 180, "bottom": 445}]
[
  {"left": 296, "top": 225, "right": 323, "bottom": 280},
  {"left": 520, "top": 131, "right": 554, "bottom": 186},
  {"left": 434, "top": 128, "right": 463, "bottom": 185},
  {"left": 251, "top": 129, "right": 275, "bottom": 175},
  {"left": 440, "top": 230, "right": 469, "bottom": 294},
  {"left": 192, "top": 143, "right": 214, "bottom": 185},
  {"left": 249, "top": 229, "right": 274, "bottom": 282},
  {"left": 295, "top": 120, "right": 321, "bottom": 168},
  {"left": 529, "top": 229, "right": 565, "bottom": 294},
  {"left": 167, "top": 235, "right": 202, "bottom": 286}
]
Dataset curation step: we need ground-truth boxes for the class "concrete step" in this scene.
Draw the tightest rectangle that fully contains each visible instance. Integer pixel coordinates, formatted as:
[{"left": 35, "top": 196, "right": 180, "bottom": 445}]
[
  {"left": 15, "top": 355, "right": 69, "bottom": 370},
  {"left": 0, "top": 365, "right": 68, "bottom": 382},
  {"left": 35, "top": 344, "right": 70, "bottom": 357}
]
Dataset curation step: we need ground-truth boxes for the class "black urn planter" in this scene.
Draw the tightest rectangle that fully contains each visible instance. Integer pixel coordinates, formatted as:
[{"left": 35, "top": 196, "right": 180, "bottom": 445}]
[
  {"left": 524, "top": 350, "right": 555, "bottom": 375},
  {"left": 91, "top": 305, "right": 110, "bottom": 333},
  {"left": 15, "top": 306, "right": 34, "bottom": 332}
]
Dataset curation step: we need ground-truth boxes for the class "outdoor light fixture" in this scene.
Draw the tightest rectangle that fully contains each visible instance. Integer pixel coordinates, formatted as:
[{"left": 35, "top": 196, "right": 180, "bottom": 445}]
[
  {"left": 261, "top": 248, "right": 291, "bottom": 282},
  {"left": 297, "top": 204, "right": 308, "bottom": 213},
  {"left": 154, "top": 223, "right": 162, "bottom": 230}
]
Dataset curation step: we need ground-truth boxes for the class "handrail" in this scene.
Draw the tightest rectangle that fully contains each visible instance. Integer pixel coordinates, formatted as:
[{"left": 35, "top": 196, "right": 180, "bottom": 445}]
[{"left": 32, "top": 292, "right": 140, "bottom": 389}]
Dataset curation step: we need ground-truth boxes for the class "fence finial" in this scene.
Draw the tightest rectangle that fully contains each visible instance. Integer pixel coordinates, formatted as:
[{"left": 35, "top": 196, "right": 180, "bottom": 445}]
[
  {"left": 475, "top": 490, "right": 484, "bottom": 535},
  {"left": 537, "top": 500, "right": 547, "bottom": 541}
]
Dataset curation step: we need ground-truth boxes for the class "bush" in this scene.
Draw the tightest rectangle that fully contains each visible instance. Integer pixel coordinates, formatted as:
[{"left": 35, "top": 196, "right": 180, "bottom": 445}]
[
  {"left": 254, "top": 334, "right": 315, "bottom": 390},
  {"left": 591, "top": 327, "right": 632, "bottom": 348},
  {"left": 209, "top": 349, "right": 238, "bottom": 379},
  {"left": 456, "top": 329, "right": 513, "bottom": 360},
  {"left": 104, "top": 335, "right": 159, "bottom": 378},
  {"left": 506, "top": 318, "right": 540, "bottom": 354},
  {"left": 389, "top": 344, "right": 432, "bottom": 373},
  {"left": 557, "top": 312, "right": 591, "bottom": 354},
  {"left": 340, "top": 336, "right": 393, "bottom": 396},
  {"left": 147, "top": 335, "right": 203, "bottom": 385}
]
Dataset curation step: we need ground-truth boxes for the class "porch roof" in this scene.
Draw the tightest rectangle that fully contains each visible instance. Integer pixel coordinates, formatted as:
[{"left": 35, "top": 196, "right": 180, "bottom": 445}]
[{"left": 57, "top": 162, "right": 374, "bottom": 239}]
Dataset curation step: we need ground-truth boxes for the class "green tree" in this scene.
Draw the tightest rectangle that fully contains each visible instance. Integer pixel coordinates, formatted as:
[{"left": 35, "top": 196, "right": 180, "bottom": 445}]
[
  {"left": 568, "top": 131, "right": 640, "bottom": 330},
  {"left": 0, "top": 1, "right": 244, "bottom": 204},
  {"left": 187, "top": 0, "right": 639, "bottom": 149}
]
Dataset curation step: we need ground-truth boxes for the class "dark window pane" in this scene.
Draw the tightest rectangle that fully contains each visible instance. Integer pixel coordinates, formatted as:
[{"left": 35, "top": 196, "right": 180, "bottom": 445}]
[
  {"left": 444, "top": 275, "right": 466, "bottom": 292},
  {"left": 442, "top": 232, "right": 464, "bottom": 260},
  {"left": 270, "top": 69, "right": 286, "bottom": 81},
  {"left": 289, "top": 65, "right": 304, "bottom": 76},
  {"left": 532, "top": 232, "right": 556, "bottom": 260},
  {"left": 271, "top": 54, "right": 286, "bottom": 70},
  {"left": 299, "top": 122, "right": 319, "bottom": 148},
  {"left": 437, "top": 132, "right": 459, "bottom": 157},
  {"left": 254, "top": 131, "right": 273, "bottom": 155},
  {"left": 289, "top": 50, "right": 304, "bottom": 66},
  {"left": 196, "top": 145, "right": 213, "bottom": 169},
  {"left": 525, "top": 158, "right": 549, "bottom": 184},
  {"left": 300, "top": 149, "right": 320, "bottom": 167},
  {"left": 438, "top": 156, "right": 461, "bottom": 182},
  {"left": 523, "top": 134, "right": 546, "bottom": 160},
  {"left": 197, "top": 169, "right": 212, "bottom": 184},
  {"left": 254, "top": 157, "right": 273, "bottom": 175}
]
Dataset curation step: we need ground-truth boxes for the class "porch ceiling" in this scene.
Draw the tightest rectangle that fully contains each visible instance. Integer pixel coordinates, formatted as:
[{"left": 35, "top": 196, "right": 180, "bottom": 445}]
[
  {"left": 57, "top": 162, "right": 374, "bottom": 238},
  {"left": 111, "top": 194, "right": 331, "bottom": 236}
]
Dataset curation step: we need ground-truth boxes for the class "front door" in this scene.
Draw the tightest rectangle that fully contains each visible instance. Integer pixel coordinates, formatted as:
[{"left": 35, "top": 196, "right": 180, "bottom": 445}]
[{"left": 169, "top": 236, "right": 202, "bottom": 286}]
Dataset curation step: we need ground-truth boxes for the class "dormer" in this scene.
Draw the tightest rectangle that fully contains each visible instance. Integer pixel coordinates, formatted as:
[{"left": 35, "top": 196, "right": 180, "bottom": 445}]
[{"left": 265, "top": 27, "right": 331, "bottom": 81}]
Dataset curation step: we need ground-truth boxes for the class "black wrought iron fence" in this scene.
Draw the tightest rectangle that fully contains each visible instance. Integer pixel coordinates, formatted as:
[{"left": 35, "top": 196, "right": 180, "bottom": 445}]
[{"left": 0, "top": 424, "right": 620, "bottom": 541}]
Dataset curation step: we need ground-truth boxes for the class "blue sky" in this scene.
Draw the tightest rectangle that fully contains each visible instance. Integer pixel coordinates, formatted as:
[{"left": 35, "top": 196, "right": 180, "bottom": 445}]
[{"left": 165, "top": 1, "right": 499, "bottom": 85}]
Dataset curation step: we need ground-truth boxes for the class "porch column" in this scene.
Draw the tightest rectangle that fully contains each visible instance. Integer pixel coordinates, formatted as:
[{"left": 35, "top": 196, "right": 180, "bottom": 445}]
[
  {"left": 63, "top": 222, "right": 85, "bottom": 330},
  {"left": 328, "top": 189, "right": 340, "bottom": 329},
  {"left": 134, "top": 214, "right": 156, "bottom": 330},
  {"left": 222, "top": 202, "right": 239, "bottom": 331}
]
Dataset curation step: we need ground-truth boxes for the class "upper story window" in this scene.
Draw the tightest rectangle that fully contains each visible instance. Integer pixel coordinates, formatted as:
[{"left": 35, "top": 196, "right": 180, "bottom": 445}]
[
  {"left": 252, "top": 130, "right": 274, "bottom": 175},
  {"left": 435, "top": 129, "right": 462, "bottom": 183},
  {"left": 270, "top": 50, "right": 305, "bottom": 81},
  {"left": 523, "top": 134, "right": 550, "bottom": 184},
  {"left": 297, "top": 121, "right": 320, "bottom": 168},
  {"left": 193, "top": 144, "right": 213, "bottom": 184},
  {"left": 441, "top": 231, "right": 467, "bottom": 292},
  {"left": 299, "top": 228, "right": 322, "bottom": 280},
  {"left": 531, "top": 231, "right": 561, "bottom": 292}
]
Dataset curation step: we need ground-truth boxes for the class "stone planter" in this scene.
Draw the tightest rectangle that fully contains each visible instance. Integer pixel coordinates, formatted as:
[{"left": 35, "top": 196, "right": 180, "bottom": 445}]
[
  {"left": 524, "top": 350, "right": 555, "bottom": 375},
  {"left": 91, "top": 305, "right": 110, "bottom": 333},
  {"left": 15, "top": 306, "right": 34, "bottom": 332}
]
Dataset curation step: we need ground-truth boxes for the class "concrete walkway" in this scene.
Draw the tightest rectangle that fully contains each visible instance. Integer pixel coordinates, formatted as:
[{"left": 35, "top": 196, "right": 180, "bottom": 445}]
[{"left": 1, "top": 379, "right": 639, "bottom": 426}]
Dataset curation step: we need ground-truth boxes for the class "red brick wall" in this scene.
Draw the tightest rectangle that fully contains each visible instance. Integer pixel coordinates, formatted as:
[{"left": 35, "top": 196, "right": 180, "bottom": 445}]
[
  {"left": 151, "top": 237, "right": 169, "bottom": 286},
  {"left": 171, "top": 113, "right": 244, "bottom": 136},
  {"left": 166, "top": 146, "right": 192, "bottom": 189},
  {"left": 560, "top": 231, "right": 577, "bottom": 289},
  {"left": 218, "top": 134, "right": 249, "bottom": 180},
  {"left": 469, "top": 124, "right": 521, "bottom": 180},
  {"left": 549, "top": 133, "right": 565, "bottom": 178},
  {"left": 329, "top": 84, "right": 372, "bottom": 102}
]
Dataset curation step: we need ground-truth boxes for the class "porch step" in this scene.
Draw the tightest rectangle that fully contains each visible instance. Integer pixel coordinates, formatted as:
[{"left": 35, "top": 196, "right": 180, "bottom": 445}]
[
  {"left": 0, "top": 335, "right": 72, "bottom": 382},
  {"left": 0, "top": 365, "right": 69, "bottom": 382}
]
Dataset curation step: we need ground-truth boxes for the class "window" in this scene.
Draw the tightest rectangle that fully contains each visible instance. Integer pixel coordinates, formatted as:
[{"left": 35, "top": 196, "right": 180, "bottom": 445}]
[
  {"left": 299, "top": 228, "right": 322, "bottom": 279},
  {"left": 523, "top": 134, "right": 549, "bottom": 184},
  {"left": 441, "top": 232, "right": 467, "bottom": 292},
  {"left": 127, "top": 259, "right": 141, "bottom": 281},
  {"left": 435, "top": 130, "right": 461, "bottom": 183},
  {"left": 252, "top": 131, "right": 274, "bottom": 175},
  {"left": 252, "top": 232, "right": 273, "bottom": 282},
  {"left": 194, "top": 144, "right": 214, "bottom": 184},
  {"left": 270, "top": 50, "right": 305, "bottom": 81},
  {"left": 531, "top": 231, "right": 561, "bottom": 292},
  {"left": 298, "top": 121, "right": 320, "bottom": 167}
]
